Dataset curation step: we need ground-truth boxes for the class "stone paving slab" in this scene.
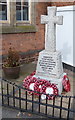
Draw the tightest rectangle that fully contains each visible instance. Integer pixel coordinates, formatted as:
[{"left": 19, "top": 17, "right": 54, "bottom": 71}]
[{"left": 2, "top": 107, "right": 43, "bottom": 119}]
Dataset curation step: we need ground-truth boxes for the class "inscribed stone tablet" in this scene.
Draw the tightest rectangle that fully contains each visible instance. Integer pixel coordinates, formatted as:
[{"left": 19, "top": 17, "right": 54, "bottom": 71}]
[{"left": 36, "top": 50, "right": 63, "bottom": 78}]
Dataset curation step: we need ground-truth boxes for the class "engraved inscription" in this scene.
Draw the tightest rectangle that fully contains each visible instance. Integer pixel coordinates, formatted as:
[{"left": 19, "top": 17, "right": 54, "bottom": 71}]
[{"left": 39, "top": 56, "right": 56, "bottom": 74}]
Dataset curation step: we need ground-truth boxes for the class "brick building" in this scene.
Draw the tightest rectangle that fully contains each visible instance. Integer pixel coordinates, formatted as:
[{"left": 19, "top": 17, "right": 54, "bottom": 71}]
[{"left": 0, "top": 1, "right": 75, "bottom": 68}]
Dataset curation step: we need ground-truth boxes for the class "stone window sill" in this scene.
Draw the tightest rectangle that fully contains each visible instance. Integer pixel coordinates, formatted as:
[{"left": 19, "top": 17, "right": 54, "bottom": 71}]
[{"left": 0, "top": 25, "right": 37, "bottom": 34}]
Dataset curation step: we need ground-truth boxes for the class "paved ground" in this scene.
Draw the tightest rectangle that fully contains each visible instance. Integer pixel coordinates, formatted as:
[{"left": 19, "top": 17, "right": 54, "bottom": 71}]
[
  {"left": 0, "top": 62, "right": 44, "bottom": 119},
  {"left": 0, "top": 61, "right": 75, "bottom": 119},
  {"left": 2, "top": 107, "right": 42, "bottom": 119}
]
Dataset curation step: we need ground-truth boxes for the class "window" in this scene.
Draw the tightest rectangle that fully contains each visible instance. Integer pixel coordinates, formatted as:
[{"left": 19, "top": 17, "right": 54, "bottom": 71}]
[
  {"left": 0, "top": 0, "right": 7, "bottom": 20},
  {"left": 0, "top": 0, "right": 36, "bottom": 33},
  {"left": 0, "top": 0, "right": 29, "bottom": 23},
  {"left": 16, "top": 0, "right": 29, "bottom": 21}
]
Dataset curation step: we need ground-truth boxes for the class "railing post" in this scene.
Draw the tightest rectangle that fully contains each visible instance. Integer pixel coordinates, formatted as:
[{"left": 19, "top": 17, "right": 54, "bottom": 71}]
[
  {"left": 38, "top": 94, "right": 41, "bottom": 113},
  {"left": 32, "top": 93, "right": 34, "bottom": 112},
  {"left": 19, "top": 88, "right": 21, "bottom": 110},
  {"left": 59, "top": 96, "right": 63, "bottom": 119},
  {"left": 1, "top": 80, "right": 4, "bottom": 105},
  {"left": 25, "top": 91, "right": 27, "bottom": 110},
  {"left": 67, "top": 96, "right": 71, "bottom": 119},
  {"left": 45, "top": 96, "right": 47, "bottom": 115},
  {"left": 7, "top": 83, "right": 9, "bottom": 106},
  {"left": 52, "top": 96, "right": 55, "bottom": 117},
  {"left": 13, "top": 86, "right": 15, "bottom": 107}
]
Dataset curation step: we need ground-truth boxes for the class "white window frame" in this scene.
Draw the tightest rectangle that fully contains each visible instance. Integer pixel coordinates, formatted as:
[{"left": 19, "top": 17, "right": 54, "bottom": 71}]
[
  {"left": 16, "top": 0, "right": 31, "bottom": 25},
  {"left": 0, "top": 0, "right": 8, "bottom": 24}
]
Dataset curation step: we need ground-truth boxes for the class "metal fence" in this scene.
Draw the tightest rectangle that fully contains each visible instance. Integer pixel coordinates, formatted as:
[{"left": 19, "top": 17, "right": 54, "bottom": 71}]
[{"left": 1, "top": 78, "right": 75, "bottom": 119}]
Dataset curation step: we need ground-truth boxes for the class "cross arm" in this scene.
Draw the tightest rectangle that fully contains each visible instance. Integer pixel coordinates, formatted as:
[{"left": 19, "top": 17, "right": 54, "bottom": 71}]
[
  {"left": 41, "top": 15, "right": 48, "bottom": 24},
  {"left": 54, "top": 16, "right": 63, "bottom": 25}
]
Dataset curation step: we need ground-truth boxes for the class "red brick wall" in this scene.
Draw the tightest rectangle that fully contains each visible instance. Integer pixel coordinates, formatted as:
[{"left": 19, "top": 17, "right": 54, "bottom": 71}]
[{"left": 2, "top": 2, "right": 75, "bottom": 57}]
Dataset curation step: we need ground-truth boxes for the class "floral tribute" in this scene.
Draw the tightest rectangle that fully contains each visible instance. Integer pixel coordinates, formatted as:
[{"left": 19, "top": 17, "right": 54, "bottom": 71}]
[
  {"left": 40, "top": 83, "right": 58, "bottom": 100},
  {"left": 62, "top": 74, "right": 70, "bottom": 92},
  {"left": 23, "top": 71, "right": 36, "bottom": 90},
  {"left": 23, "top": 71, "right": 70, "bottom": 100}
]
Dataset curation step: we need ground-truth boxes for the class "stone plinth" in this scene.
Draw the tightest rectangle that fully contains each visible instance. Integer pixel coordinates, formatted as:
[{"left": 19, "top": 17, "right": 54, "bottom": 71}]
[
  {"left": 33, "top": 74, "right": 63, "bottom": 95},
  {"left": 36, "top": 50, "right": 63, "bottom": 79}
]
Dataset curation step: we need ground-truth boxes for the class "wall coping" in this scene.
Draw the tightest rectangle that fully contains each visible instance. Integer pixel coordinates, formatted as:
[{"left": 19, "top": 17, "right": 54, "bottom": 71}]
[{"left": 0, "top": 25, "right": 37, "bottom": 34}]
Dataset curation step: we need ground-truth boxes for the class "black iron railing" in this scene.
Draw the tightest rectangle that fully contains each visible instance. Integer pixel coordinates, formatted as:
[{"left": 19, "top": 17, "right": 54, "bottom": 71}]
[{"left": 1, "top": 78, "right": 75, "bottom": 119}]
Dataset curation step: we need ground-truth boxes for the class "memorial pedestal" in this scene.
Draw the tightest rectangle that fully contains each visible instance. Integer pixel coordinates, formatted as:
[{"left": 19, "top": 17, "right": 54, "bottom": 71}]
[
  {"left": 36, "top": 50, "right": 63, "bottom": 78},
  {"left": 35, "top": 50, "right": 64, "bottom": 94}
]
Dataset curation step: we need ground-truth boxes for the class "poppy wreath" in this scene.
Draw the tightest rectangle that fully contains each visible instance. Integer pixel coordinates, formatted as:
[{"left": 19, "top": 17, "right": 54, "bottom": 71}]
[
  {"left": 34, "top": 79, "right": 50, "bottom": 96},
  {"left": 40, "top": 82, "right": 58, "bottom": 100},
  {"left": 23, "top": 71, "right": 59, "bottom": 99},
  {"left": 62, "top": 75, "right": 70, "bottom": 92},
  {"left": 30, "top": 71, "right": 36, "bottom": 76},
  {"left": 23, "top": 75, "right": 31, "bottom": 89},
  {"left": 23, "top": 71, "right": 36, "bottom": 88},
  {"left": 23, "top": 76, "right": 38, "bottom": 95}
]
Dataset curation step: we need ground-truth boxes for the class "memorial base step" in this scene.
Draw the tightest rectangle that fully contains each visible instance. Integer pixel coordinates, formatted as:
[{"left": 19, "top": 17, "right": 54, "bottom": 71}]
[{"left": 33, "top": 73, "right": 64, "bottom": 95}]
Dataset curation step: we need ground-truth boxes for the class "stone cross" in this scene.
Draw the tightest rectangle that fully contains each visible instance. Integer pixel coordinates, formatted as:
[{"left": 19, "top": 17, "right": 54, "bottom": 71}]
[{"left": 41, "top": 6, "right": 63, "bottom": 52}]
